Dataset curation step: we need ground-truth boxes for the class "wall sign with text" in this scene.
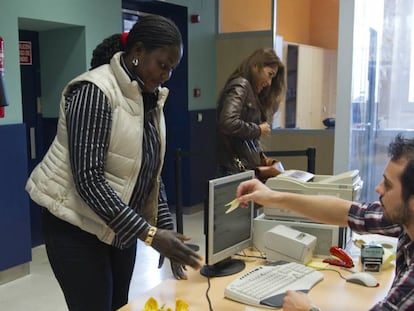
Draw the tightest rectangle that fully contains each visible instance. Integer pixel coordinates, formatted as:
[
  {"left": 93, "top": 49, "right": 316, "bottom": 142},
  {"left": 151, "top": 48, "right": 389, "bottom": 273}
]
[{"left": 19, "top": 41, "right": 32, "bottom": 65}]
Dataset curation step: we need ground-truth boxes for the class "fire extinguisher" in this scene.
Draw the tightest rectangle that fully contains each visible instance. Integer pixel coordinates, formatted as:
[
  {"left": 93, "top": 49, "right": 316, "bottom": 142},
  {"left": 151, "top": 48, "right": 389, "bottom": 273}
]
[{"left": 0, "top": 36, "right": 7, "bottom": 118}]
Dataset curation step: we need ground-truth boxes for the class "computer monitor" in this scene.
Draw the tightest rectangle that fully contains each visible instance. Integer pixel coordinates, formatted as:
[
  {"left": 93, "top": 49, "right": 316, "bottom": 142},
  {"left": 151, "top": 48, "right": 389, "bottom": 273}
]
[{"left": 200, "top": 170, "right": 255, "bottom": 277}]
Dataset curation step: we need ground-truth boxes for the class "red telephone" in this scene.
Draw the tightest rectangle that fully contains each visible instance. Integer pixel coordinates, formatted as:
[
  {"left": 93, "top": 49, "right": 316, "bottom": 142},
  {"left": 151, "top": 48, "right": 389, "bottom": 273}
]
[{"left": 323, "top": 246, "right": 354, "bottom": 268}]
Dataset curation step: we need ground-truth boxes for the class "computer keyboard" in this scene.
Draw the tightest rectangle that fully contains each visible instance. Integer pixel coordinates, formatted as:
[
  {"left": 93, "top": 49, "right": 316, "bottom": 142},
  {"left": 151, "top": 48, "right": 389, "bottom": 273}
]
[{"left": 224, "top": 261, "right": 324, "bottom": 308}]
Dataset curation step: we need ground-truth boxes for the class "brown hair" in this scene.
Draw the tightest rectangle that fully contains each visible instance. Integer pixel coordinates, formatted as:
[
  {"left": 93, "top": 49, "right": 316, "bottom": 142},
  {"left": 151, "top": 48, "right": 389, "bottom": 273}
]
[{"left": 224, "top": 48, "right": 286, "bottom": 121}]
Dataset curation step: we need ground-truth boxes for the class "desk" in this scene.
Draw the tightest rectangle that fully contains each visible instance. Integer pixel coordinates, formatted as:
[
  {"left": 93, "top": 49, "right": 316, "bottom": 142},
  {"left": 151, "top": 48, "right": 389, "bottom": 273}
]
[{"left": 119, "top": 256, "right": 394, "bottom": 311}]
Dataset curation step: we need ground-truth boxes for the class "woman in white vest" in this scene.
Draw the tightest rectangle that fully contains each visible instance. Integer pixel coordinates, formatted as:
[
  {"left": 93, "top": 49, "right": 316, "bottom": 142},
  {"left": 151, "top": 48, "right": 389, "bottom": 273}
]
[{"left": 26, "top": 15, "right": 202, "bottom": 311}]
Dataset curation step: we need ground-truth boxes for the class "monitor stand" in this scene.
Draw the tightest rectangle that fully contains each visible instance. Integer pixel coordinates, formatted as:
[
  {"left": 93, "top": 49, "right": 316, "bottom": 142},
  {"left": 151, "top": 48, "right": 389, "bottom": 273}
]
[{"left": 200, "top": 257, "right": 246, "bottom": 277}]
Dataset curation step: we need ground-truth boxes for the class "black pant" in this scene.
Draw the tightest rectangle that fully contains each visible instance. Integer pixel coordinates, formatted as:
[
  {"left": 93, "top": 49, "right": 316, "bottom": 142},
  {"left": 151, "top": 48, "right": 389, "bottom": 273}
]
[{"left": 42, "top": 210, "right": 137, "bottom": 311}]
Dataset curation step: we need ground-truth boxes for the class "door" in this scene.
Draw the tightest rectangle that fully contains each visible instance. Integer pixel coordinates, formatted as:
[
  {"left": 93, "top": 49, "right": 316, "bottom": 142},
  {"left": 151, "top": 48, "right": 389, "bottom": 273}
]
[
  {"left": 349, "top": 0, "right": 414, "bottom": 202},
  {"left": 122, "top": 1, "right": 189, "bottom": 207},
  {"left": 20, "top": 30, "right": 44, "bottom": 247}
]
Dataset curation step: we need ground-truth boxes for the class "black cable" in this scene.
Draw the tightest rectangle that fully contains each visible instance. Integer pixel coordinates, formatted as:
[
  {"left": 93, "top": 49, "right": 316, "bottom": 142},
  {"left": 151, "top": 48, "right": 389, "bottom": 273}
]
[
  {"left": 205, "top": 275, "right": 214, "bottom": 311},
  {"left": 204, "top": 248, "right": 266, "bottom": 310},
  {"left": 317, "top": 268, "right": 350, "bottom": 280},
  {"left": 235, "top": 247, "right": 267, "bottom": 260},
  {"left": 238, "top": 254, "right": 267, "bottom": 260},
  {"left": 252, "top": 245, "right": 267, "bottom": 259}
]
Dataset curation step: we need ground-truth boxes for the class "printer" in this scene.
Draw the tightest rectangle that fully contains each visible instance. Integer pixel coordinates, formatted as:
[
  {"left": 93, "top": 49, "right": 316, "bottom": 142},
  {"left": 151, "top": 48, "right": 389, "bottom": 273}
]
[
  {"left": 253, "top": 169, "right": 363, "bottom": 256},
  {"left": 264, "top": 225, "right": 317, "bottom": 264},
  {"left": 263, "top": 169, "right": 363, "bottom": 221}
]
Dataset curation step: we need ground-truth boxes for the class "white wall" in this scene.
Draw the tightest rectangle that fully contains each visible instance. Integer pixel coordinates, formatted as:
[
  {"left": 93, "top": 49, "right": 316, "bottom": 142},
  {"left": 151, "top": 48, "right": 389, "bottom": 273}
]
[{"left": 334, "top": 0, "right": 354, "bottom": 173}]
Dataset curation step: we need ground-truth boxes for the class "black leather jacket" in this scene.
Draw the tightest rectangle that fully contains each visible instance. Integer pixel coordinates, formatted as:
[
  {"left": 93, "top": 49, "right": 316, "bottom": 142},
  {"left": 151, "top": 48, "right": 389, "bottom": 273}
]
[{"left": 216, "top": 77, "right": 266, "bottom": 175}]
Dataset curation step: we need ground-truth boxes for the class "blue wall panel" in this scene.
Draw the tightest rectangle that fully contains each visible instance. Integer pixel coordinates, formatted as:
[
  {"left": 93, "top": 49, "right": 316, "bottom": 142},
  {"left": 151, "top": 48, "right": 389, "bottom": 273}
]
[
  {"left": 188, "top": 109, "right": 217, "bottom": 206},
  {"left": 0, "top": 124, "right": 31, "bottom": 270}
]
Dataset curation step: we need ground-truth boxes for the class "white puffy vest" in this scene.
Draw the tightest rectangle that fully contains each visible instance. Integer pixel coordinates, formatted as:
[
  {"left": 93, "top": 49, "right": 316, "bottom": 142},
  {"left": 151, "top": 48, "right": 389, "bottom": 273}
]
[{"left": 25, "top": 52, "right": 168, "bottom": 245}]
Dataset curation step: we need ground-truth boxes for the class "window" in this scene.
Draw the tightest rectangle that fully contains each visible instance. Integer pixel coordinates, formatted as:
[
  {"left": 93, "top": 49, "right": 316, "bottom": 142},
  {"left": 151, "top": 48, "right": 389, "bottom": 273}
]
[{"left": 349, "top": 0, "right": 414, "bottom": 202}]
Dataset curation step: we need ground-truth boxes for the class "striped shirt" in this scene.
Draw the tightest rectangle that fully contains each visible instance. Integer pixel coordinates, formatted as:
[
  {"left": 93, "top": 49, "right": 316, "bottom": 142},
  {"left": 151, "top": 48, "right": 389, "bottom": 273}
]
[
  {"left": 348, "top": 202, "right": 414, "bottom": 310},
  {"left": 64, "top": 79, "right": 173, "bottom": 249}
]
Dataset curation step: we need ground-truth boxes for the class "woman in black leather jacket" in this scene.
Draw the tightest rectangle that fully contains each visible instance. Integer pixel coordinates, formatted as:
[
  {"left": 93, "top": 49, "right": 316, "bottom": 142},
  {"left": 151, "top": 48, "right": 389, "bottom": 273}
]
[{"left": 216, "top": 48, "right": 286, "bottom": 177}]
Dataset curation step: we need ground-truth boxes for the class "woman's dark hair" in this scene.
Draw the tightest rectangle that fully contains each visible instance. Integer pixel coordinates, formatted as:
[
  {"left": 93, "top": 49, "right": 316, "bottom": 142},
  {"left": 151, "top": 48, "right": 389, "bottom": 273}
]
[
  {"left": 90, "top": 33, "right": 123, "bottom": 69},
  {"left": 89, "top": 15, "right": 181, "bottom": 70},
  {"left": 388, "top": 133, "right": 414, "bottom": 202},
  {"left": 223, "top": 48, "right": 286, "bottom": 121},
  {"left": 125, "top": 15, "right": 182, "bottom": 53},
  {"left": 401, "top": 160, "right": 414, "bottom": 204}
]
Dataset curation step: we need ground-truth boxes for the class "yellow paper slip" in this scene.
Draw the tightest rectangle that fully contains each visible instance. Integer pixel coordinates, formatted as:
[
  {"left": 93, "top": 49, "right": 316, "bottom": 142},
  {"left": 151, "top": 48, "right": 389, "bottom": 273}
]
[{"left": 225, "top": 198, "right": 240, "bottom": 214}]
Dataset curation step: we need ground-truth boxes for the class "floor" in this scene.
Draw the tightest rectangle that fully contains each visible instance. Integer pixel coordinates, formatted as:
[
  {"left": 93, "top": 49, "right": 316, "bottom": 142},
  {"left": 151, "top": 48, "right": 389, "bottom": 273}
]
[{"left": 0, "top": 211, "right": 205, "bottom": 311}]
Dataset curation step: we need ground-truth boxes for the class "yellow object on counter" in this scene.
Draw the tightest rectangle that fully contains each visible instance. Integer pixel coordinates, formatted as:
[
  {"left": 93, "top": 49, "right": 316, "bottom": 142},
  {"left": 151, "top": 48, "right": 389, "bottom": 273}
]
[
  {"left": 142, "top": 297, "right": 189, "bottom": 311},
  {"left": 382, "top": 248, "right": 396, "bottom": 270},
  {"left": 307, "top": 260, "right": 330, "bottom": 270},
  {"left": 353, "top": 238, "right": 396, "bottom": 270}
]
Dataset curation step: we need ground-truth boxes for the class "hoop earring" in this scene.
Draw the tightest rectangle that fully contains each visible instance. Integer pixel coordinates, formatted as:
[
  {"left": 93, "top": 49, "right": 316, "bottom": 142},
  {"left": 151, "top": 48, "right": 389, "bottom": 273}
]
[{"left": 132, "top": 58, "right": 139, "bottom": 66}]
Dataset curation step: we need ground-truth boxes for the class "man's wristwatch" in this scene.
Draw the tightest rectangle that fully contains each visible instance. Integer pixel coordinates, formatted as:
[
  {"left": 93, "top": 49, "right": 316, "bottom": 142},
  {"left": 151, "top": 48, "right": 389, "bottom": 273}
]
[{"left": 309, "top": 306, "right": 321, "bottom": 311}]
